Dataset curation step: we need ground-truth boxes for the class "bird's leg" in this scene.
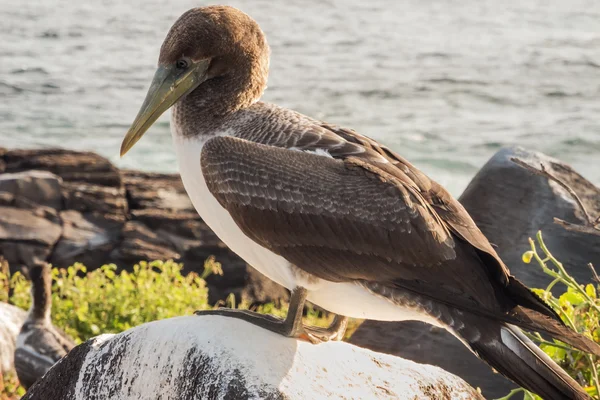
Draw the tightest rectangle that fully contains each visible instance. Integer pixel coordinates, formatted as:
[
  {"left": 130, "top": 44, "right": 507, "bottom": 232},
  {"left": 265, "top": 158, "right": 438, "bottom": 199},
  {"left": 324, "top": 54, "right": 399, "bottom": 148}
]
[
  {"left": 194, "top": 287, "right": 308, "bottom": 338},
  {"left": 303, "top": 315, "right": 349, "bottom": 344}
]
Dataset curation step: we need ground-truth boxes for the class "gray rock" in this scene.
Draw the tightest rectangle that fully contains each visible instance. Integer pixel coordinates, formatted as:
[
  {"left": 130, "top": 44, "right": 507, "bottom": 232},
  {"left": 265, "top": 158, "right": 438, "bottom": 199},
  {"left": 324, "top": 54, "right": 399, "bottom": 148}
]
[
  {"left": 460, "top": 146, "right": 600, "bottom": 284},
  {"left": 240, "top": 266, "right": 289, "bottom": 307},
  {"left": 127, "top": 208, "right": 268, "bottom": 305},
  {"left": 122, "top": 170, "right": 194, "bottom": 212},
  {"left": 111, "top": 220, "right": 181, "bottom": 263},
  {"left": 0, "top": 171, "right": 62, "bottom": 210},
  {"left": 0, "top": 207, "right": 61, "bottom": 245},
  {"left": 62, "top": 182, "right": 127, "bottom": 222},
  {"left": 23, "top": 316, "right": 483, "bottom": 400},
  {"left": 0, "top": 302, "right": 27, "bottom": 374},
  {"left": 3, "top": 148, "right": 121, "bottom": 187},
  {"left": 349, "top": 321, "right": 513, "bottom": 397},
  {"left": 0, "top": 206, "right": 62, "bottom": 269},
  {"left": 350, "top": 147, "right": 600, "bottom": 398},
  {"left": 50, "top": 210, "right": 122, "bottom": 269}
]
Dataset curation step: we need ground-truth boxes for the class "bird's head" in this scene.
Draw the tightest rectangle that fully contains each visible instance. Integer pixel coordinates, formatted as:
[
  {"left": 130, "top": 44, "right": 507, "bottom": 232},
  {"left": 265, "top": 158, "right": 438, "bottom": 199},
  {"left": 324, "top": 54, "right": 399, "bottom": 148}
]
[{"left": 121, "top": 6, "right": 269, "bottom": 156}]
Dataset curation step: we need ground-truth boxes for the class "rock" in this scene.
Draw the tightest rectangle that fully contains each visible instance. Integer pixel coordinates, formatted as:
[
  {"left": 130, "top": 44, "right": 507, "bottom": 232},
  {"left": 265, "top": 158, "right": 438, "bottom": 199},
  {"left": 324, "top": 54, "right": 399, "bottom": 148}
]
[
  {"left": 0, "top": 206, "right": 62, "bottom": 269},
  {"left": 349, "top": 147, "right": 600, "bottom": 398},
  {"left": 460, "top": 146, "right": 600, "bottom": 285},
  {"left": 111, "top": 220, "right": 181, "bottom": 264},
  {"left": 0, "top": 302, "right": 26, "bottom": 374},
  {"left": 50, "top": 210, "right": 122, "bottom": 269},
  {"left": 130, "top": 209, "right": 216, "bottom": 245},
  {"left": 0, "top": 171, "right": 62, "bottom": 210},
  {"left": 23, "top": 316, "right": 483, "bottom": 400},
  {"left": 201, "top": 252, "right": 257, "bottom": 305},
  {"left": 0, "top": 207, "right": 61, "bottom": 245},
  {"left": 3, "top": 148, "right": 121, "bottom": 187},
  {"left": 240, "top": 266, "right": 290, "bottom": 306},
  {"left": 349, "top": 321, "right": 513, "bottom": 398},
  {"left": 127, "top": 208, "right": 262, "bottom": 304},
  {"left": 122, "top": 170, "right": 194, "bottom": 212},
  {"left": 62, "top": 182, "right": 127, "bottom": 222}
]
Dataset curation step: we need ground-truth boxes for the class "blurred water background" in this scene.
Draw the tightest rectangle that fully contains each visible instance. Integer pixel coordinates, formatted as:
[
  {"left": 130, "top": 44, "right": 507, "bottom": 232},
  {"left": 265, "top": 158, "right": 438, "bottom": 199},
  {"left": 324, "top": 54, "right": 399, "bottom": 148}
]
[{"left": 1, "top": 0, "right": 599, "bottom": 195}]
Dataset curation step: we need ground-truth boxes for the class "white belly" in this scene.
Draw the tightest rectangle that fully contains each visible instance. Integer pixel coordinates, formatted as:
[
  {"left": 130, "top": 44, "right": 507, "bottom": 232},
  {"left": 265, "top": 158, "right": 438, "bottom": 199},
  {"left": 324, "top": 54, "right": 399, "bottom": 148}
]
[{"left": 171, "top": 132, "right": 439, "bottom": 325}]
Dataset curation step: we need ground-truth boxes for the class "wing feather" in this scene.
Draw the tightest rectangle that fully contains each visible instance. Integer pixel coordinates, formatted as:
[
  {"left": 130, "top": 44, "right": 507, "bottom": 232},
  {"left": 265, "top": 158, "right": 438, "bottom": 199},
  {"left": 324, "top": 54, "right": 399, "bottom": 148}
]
[{"left": 201, "top": 136, "right": 509, "bottom": 309}]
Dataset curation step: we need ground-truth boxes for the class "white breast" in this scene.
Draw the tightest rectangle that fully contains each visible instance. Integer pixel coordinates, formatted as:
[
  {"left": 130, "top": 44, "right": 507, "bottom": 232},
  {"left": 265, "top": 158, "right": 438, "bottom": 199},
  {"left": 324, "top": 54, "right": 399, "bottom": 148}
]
[
  {"left": 171, "top": 133, "right": 298, "bottom": 290},
  {"left": 170, "top": 127, "right": 439, "bottom": 325}
]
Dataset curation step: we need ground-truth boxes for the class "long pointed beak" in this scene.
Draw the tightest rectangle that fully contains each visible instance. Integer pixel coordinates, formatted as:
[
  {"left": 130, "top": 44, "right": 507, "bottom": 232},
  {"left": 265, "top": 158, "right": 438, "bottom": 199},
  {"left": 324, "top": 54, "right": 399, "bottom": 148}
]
[{"left": 120, "top": 60, "right": 211, "bottom": 157}]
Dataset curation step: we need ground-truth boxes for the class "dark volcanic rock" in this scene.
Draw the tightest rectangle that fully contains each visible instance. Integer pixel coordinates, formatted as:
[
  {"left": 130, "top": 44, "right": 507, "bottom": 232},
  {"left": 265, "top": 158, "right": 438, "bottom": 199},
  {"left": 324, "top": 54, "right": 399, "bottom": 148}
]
[
  {"left": 62, "top": 182, "right": 127, "bottom": 222},
  {"left": 240, "top": 266, "right": 289, "bottom": 306},
  {"left": 51, "top": 210, "right": 122, "bottom": 269},
  {"left": 124, "top": 208, "right": 253, "bottom": 303},
  {"left": 111, "top": 220, "right": 181, "bottom": 263},
  {"left": 0, "top": 170, "right": 62, "bottom": 210},
  {"left": 0, "top": 205, "right": 62, "bottom": 269},
  {"left": 3, "top": 148, "right": 121, "bottom": 187},
  {"left": 460, "top": 146, "right": 600, "bottom": 284},
  {"left": 122, "top": 170, "right": 194, "bottom": 212},
  {"left": 350, "top": 147, "right": 600, "bottom": 399},
  {"left": 0, "top": 206, "right": 61, "bottom": 245}
]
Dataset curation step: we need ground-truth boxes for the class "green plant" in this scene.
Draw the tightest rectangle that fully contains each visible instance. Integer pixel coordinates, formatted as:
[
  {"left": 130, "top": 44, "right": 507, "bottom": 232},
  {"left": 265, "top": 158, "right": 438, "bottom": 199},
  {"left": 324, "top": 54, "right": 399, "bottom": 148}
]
[
  {"left": 498, "top": 231, "right": 600, "bottom": 400},
  {"left": 2, "top": 260, "right": 214, "bottom": 342},
  {"left": 0, "top": 372, "right": 25, "bottom": 400}
]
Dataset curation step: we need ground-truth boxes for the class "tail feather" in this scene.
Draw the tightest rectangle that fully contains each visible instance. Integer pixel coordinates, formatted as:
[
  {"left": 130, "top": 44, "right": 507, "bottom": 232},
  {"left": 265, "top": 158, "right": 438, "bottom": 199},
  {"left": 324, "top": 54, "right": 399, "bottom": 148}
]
[
  {"left": 513, "top": 307, "right": 600, "bottom": 357},
  {"left": 455, "top": 315, "right": 590, "bottom": 400},
  {"left": 506, "top": 276, "right": 564, "bottom": 322}
]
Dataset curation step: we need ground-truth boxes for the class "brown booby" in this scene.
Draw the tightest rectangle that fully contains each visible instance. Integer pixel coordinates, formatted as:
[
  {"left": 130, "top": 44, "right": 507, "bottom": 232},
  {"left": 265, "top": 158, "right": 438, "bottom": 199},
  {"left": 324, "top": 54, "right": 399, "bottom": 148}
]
[
  {"left": 120, "top": 6, "right": 600, "bottom": 399},
  {"left": 15, "top": 264, "right": 75, "bottom": 389}
]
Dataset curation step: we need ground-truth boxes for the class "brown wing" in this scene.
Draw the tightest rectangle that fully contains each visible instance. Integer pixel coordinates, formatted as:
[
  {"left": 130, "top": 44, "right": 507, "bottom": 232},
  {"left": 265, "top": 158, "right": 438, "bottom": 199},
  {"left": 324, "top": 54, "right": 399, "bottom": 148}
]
[
  {"left": 202, "top": 136, "right": 514, "bottom": 312},
  {"left": 237, "top": 111, "right": 512, "bottom": 282},
  {"left": 321, "top": 124, "right": 511, "bottom": 277},
  {"left": 239, "top": 107, "right": 514, "bottom": 283},
  {"left": 315, "top": 123, "right": 561, "bottom": 319}
]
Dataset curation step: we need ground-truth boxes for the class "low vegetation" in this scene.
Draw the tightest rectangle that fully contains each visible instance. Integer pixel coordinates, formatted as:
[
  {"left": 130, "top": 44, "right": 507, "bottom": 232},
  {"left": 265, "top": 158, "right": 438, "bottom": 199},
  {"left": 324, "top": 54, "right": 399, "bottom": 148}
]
[{"left": 499, "top": 232, "right": 599, "bottom": 400}]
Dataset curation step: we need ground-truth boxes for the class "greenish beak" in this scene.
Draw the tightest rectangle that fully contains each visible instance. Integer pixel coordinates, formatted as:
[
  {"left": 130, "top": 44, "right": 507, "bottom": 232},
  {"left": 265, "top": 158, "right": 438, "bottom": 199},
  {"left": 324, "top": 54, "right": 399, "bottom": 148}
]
[{"left": 120, "top": 59, "right": 211, "bottom": 157}]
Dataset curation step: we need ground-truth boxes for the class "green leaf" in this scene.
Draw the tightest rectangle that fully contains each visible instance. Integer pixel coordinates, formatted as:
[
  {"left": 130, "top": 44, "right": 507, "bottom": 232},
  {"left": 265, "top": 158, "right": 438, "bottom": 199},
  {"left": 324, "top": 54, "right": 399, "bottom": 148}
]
[
  {"left": 540, "top": 343, "right": 566, "bottom": 361},
  {"left": 585, "top": 284, "right": 596, "bottom": 299},
  {"left": 560, "top": 291, "right": 585, "bottom": 307}
]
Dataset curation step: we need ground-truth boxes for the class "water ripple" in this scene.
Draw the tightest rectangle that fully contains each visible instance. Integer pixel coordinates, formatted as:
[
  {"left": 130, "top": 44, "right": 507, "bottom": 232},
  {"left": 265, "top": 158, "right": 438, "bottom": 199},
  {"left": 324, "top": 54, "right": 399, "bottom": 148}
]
[{"left": 0, "top": 0, "right": 598, "bottom": 195}]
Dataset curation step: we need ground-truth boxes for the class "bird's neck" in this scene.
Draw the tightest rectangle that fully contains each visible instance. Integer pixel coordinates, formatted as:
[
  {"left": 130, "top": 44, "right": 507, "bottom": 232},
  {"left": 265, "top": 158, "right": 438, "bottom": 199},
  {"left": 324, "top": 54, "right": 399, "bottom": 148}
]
[
  {"left": 29, "top": 273, "right": 52, "bottom": 323},
  {"left": 172, "top": 59, "right": 267, "bottom": 138}
]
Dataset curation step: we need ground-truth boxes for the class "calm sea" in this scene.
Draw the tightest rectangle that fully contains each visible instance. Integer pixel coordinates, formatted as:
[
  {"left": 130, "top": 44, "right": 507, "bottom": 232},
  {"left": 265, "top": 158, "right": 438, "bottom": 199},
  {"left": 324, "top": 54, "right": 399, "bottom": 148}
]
[{"left": 1, "top": 0, "right": 599, "bottom": 195}]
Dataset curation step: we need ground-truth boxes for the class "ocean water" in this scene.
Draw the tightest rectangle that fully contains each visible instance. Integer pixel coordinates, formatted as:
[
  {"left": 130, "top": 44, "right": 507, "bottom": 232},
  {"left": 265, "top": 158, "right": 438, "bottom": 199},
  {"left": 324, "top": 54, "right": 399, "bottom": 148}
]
[{"left": 1, "top": 0, "right": 599, "bottom": 195}]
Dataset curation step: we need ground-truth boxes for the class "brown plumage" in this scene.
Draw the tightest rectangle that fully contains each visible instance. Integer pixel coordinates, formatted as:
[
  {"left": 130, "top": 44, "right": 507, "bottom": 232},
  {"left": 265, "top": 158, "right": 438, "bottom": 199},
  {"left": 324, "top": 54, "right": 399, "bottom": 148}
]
[
  {"left": 201, "top": 131, "right": 597, "bottom": 400},
  {"left": 124, "top": 6, "right": 600, "bottom": 399}
]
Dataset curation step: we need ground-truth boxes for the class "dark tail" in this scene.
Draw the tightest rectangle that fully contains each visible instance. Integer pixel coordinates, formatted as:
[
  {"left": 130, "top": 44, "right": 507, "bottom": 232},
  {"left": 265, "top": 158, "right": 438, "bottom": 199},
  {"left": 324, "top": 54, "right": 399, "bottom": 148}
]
[{"left": 455, "top": 315, "right": 590, "bottom": 400}]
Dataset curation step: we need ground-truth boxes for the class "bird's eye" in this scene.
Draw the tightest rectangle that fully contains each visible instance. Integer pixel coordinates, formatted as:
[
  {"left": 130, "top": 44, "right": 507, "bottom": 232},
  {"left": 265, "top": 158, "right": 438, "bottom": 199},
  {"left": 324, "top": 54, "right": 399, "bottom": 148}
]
[{"left": 176, "top": 59, "right": 189, "bottom": 70}]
